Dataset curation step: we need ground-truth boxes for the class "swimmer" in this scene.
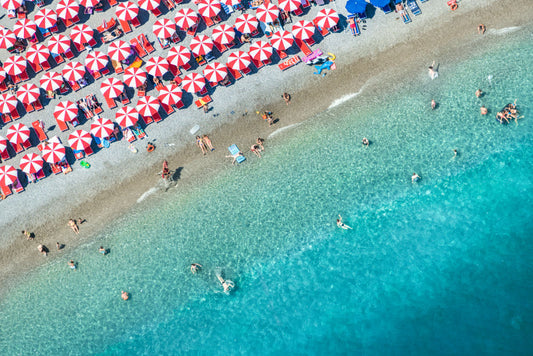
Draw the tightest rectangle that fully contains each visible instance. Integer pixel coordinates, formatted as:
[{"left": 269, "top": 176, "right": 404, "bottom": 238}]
[
  {"left": 68, "top": 260, "right": 76, "bottom": 269},
  {"left": 428, "top": 61, "right": 438, "bottom": 80},
  {"left": 411, "top": 172, "right": 421, "bottom": 183},
  {"left": 362, "top": 137, "right": 370, "bottom": 146},
  {"left": 431, "top": 99, "right": 437, "bottom": 110},
  {"left": 336, "top": 215, "right": 353, "bottom": 230},
  {"left": 99, "top": 246, "right": 107, "bottom": 255},
  {"left": 453, "top": 149, "right": 458, "bottom": 158},
  {"left": 190, "top": 263, "right": 202, "bottom": 274},
  {"left": 475, "top": 89, "right": 483, "bottom": 98},
  {"left": 480, "top": 106, "right": 488, "bottom": 115},
  {"left": 216, "top": 273, "right": 235, "bottom": 294},
  {"left": 121, "top": 291, "right": 129, "bottom": 300}
]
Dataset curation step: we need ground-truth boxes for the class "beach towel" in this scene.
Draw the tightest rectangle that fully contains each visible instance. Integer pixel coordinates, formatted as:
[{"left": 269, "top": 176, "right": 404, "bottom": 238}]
[{"left": 228, "top": 144, "right": 245, "bottom": 163}]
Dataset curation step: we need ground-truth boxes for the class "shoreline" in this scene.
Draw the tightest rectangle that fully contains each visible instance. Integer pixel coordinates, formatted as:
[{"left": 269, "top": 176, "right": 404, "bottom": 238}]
[{"left": 1, "top": 0, "right": 532, "bottom": 294}]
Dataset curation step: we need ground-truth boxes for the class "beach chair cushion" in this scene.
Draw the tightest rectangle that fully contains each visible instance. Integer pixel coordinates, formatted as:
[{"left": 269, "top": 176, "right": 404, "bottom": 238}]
[{"left": 228, "top": 144, "right": 245, "bottom": 163}]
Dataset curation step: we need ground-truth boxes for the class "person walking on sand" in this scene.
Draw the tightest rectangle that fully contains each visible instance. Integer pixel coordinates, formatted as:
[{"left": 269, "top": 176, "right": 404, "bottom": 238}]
[
  {"left": 196, "top": 136, "right": 208, "bottom": 155},
  {"left": 282, "top": 92, "right": 291, "bottom": 105},
  {"left": 191, "top": 263, "right": 202, "bottom": 274},
  {"left": 478, "top": 24, "right": 486, "bottom": 34},
  {"left": 68, "top": 219, "right": 79, "bottom": 234},
  {"left": 256, "top": 138, "right": 265, "bottom": 151},
  {"left": 431, "top": 99, "right": 437, "bottom": 110},
  {"left": 162, "top": 160, "right": 170, "bottom": 180},
  {"left": 336, "top": 215, "right": 353, "bottom": 230},
  {"left": 203, "top": 135, "right": 215, "bottom": 151},
  {"left": 251, "top": 144, "right": 262, "bottom": 158}
]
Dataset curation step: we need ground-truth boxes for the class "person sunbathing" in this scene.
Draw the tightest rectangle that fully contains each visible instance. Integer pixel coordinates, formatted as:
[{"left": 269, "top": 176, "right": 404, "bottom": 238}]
[
  {"left": 336, "top": 215, "right": 353, "bottom": 230},
  {"left": 226, "top": 151, "right": 244, "bottom": 165},
  {"left": 196, "top": 135, "right": 208, "bottom": 155}
]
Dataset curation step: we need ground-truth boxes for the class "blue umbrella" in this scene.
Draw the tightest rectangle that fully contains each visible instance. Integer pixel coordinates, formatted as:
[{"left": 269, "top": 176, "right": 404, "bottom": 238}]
[
  {"left": 370, "top": 0, "right": 390, "bottom": 8},
  {"left": 345, "top": 0, "right": 368, "bottom": 14}
]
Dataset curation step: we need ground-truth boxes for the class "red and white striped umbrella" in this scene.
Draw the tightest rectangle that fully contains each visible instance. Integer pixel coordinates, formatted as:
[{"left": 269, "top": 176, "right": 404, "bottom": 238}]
[
  {"left": 115, "top": 106, "right": 139, "bottom": 128},
  {"left": 256, "top": 3, "right": 279, "bottom": 23},
  {"left": 48, "top": 34, "right": 71, "bottom": 54},
  {"left": 0, "top": 93, "right": 18, "bottom": 114},
  {"left": 116, "top": 1, "right": 139, "bottom": 21},
  {"left": 80, "top": 0, "right": 100, "bottom": 7},
  {"left": 211, "top": 24, "right": 235, "bottom": 45},
  {"left": 13, "top": 18, "right": 37, "bottom": 39},
  {"left": 203, "top": 62, "right": 227, "bottom": 83},
  {"left": 0, "top": 136, "right": 7, "bottom": 152},
  {"left": 4, "top": 56, "right": 27, "bottom": 76},
  {"left": 197, "top": 0, "right": 221, "bottom": 18},
  {"left": 1, "top": 0, "right": 21, "bottom": 10},
  {"left": 174, "top": 8, "right": 198, "bottom": 30},
  {"left": 227, "top": 51, "right": 251, "bottom": 71},
  {"left": 167, "top": 45, "right": 191, "bottom": 67},
  {"left": 0, "top": 27, "right": 16, "bottom": 49},
  {"left": 152, "top": 18, "right": 175, "bottom": 39},
  {"left": 90, "top": 117, "right": 114, "bottom": 138},
  {"left": 42, "top": 142, "right": 66, "bottom": 163},
  {"left": 85, "top": 50, "right": 108, "bottom": 71},
  {"left": 221, "top": 0, "right": 239, "bottom": 5},
  {"left": 315, "top": 8, "right": 339, "bottom": 29},
  {"left": 56, "top": 0, "right": 79, "bottom": 20},
  {"left": 19, "top": 153, "right": 44, "bottom": 174},
  {"left": 40, "top": 72, "right": 63, "bottom": 91},
  {"left": 278, "top": 0, "right": 300, "bottom": 12},
  {"left": 190, "top": 34, "right": 213, "bottom": 56},
  {"left": 181, "top": 72, "right": 205, "bottom": 93},
  {"left": 53, "top": 100, "right": 78, "bottom": 122},
  {"left": 0, "top": 165, "right": 18, "bottom": 186},
  {"left": 136, "top": 96, "right": 160, "bottom": 116},
  {"left": 145, "top": 56, "right": 169, "bottom": 77},
  {"left": 100, "top": 77, "right": 124, "bottom": 98},
  {"left": 123, "top": 67, "right": 147, "bottom": 88},
  {"left": 6, "top": 123, "right": 30, "bottom": 145},
  {"left": 249, "top": 40, "right": 273, "bottom": 61},
  {"left": 68, "top": 129, "right": 92, "bottom": 150},
  {"left": 291, "top": 20, "right": 315, "bottom": 40},
  {"left": 26, "top": 44, "right": 50, "bottom": 64},
  {"left": 34, "top": 8, "right": 58, "bottom": 29},
  {"left": 62, "top": 61, "right": 85, "bottom": 82},
  {"left": 234, "top": 13, "right": 258, "bottom": 34},
  {"left": 158, "top": 84, "right": 182, "bottom": 106},
  {"left": 16, "top": 83, "right": 40, "bottom": 104},
  {"left": 138, "top": 0, "right": 160, "bottom": 11},
  {"left": 107, "top": 40, "right": 131, "bottom": 61},
  {"left": 70, "top": 24, "right": 94, "bottom": 45}
]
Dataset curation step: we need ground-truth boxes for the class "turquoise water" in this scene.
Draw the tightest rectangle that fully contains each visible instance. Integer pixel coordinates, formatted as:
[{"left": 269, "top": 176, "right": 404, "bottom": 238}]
[{"left": 1, "top": 29, "right": 532, "bottom": 355}]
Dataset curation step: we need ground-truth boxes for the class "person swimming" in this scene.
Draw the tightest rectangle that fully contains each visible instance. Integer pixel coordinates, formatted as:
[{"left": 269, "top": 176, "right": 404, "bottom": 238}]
[
  {"left": 411, "top": 173, "right": 421, "bottom": 183},
  {"left": 336, "top": 215, "right": 353, "bottom": 230},
  {"left": 215, "top": 269, "right": 235, "bottom": 294}
]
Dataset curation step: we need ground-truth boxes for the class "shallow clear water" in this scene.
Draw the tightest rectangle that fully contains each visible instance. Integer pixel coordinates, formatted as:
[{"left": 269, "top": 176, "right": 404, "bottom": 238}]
[{"left": 1, "top": 29, "right": 532, "bottom": 355}]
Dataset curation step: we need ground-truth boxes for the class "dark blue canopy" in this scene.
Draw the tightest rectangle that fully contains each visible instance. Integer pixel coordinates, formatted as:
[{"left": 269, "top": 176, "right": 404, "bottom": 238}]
[
  {"left": 370, "top": 0, "right": 390, "bottom": 7},
  {"left": 345, "top": 0, "right": 368, "bottom": 14}
]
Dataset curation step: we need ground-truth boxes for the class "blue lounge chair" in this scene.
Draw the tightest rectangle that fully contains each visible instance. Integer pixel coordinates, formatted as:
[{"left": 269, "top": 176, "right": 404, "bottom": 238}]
[
  {"left": 401, "top": 10, "right": 411, "bottom": 23},
  {"left": 228, "top": 144, "right": 245, "bottom": 163},
  {"left": 407, "top": 0, "right": 422, "bottom": 15}
]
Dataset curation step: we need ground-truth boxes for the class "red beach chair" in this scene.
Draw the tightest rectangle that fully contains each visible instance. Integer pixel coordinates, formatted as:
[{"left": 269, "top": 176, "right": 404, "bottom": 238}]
[
  {"left": 105, "top": 97, "right": 117, "bottom": 109},
  {"left": 56, "top": 117, "right": 69, "bottom": 131},
  {"left": 1, "top": 184, "right": 12, "bottom": 198},
  {"left": 152, "top": 112, "right": 163, "bottom": 122}
]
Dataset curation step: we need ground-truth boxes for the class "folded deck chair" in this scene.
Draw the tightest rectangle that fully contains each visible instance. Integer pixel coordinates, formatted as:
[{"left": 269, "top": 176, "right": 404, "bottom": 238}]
[{"left": 228, "top": 144, "right": 245, "bottom": 163}]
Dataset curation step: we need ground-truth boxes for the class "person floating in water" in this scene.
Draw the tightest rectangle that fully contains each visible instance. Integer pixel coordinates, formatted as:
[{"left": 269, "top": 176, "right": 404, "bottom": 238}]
[
  {"left": 121, "top": 291, "right": 129, "bottom": 300},
  {"left": 336, "top": 215, "right": 353, "bottom": 230},
  {"left": 480, "top": 106, "right": 488, "bottom": 115},
  {"left": 216, "top": 270, "right": 235, "bottom": 294},
  {"left": 475, "top": 89, "right": 483, "bottom": 98},
  {"left": 362, "top": 137, "right": 370, "bottom": 146},
  {"left": 412, "top": 172, "right": 421, "bottom": 183},
  {"left": 190, "top": 263, "right": 202, "bottom": 274}
]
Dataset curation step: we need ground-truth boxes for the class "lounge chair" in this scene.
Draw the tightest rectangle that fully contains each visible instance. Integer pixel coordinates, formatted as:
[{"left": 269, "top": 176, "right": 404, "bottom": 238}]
[
  {"left": 32, "top": 121, "right": 48, "bottom": 141},
  {"left": 1, "top": 184, "right": 12, "bottom": 197},
  {"left": 407, "top": 0, "right": 421, "bottom": 15},
  {"left": 278, "top": 55, "right": 301, "bottom": 71},
  {"left": 228, "top": 144, "right": 245, "bottom": 163}
]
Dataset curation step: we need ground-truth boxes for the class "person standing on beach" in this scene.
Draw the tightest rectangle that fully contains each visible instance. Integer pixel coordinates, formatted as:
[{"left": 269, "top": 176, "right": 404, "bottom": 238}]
[
  {"left": 282, "top": 93, "right": 291, "bottom": 105},
  {"left": 478, "top": 24, "right": 486, "bottom": 34},
  {"left": 68, "top": 219, "right": 79, "bottom": 234},
  {"left": 196, "top": 136, "right": 208, "bottom": 155},
  {"left": 22, "top": 230, "right": 34, "bottom": 240},
  {"left": 203, "top": 135, "right": 215, "bottom": 151}
]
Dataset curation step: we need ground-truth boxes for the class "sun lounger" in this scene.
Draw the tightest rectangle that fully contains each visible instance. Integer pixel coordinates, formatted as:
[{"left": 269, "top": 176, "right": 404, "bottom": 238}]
[
  {"left": 407, "top": 0, "right": 421, "bottom": 15},
  {"left": 53, "top": 54, "right": 65, "bottom": 65},
  {"left": 1, "top": 147, "right": 11, "bottom": 160},
  {"left": 401, "top": 9, "right": 411, "bottom": 23},
  {"left": 313, "top": 18, "right": 329, "bottom": 37},
  {"left": 138, "top": 34, "right": 155, "bottom": 53},
  {"left": 348, "top": 17, "right": 360, "bottom": 36},
  {"left": 130, "top": 38, "right": 147, "bottom": 57},
  {"left": 141, "top": 115, "right": 153, "bottom": 125},
  {"left": 35, "top": 169, "right": 45, "bottom": 180},
  {"left": 228, "top": 144, "right": 245, "bottom": 163},
  {"left": 278, "top": 55, "right": 301, "bottom": 71},
  {"left": 11, "top": 108, "right": 20, "bottom": 120},
  {"left": 294, "top": 39, "right": 313, "bottom": 56},
  {"left": 175, "top": 101, "right": 184, "bottom": 109},
  {"left": 382, "top": 3, "right": 393, "bottom": 14},
  {"left": 105, "top": 96, "right": 117, "bottom": 109},
  {"left": 74, "top": 150, "right": 85, "bottom": 159},
  {"left": 13, "top": 179, "right": 24, "bottom": 193},
  {"left": 124, "top": 128, "right": 136, "bottom": 142},
  {"left": 137, "top": 90, "right": 145, "bottom": 97},
  {"left": 227, "top": 67, "right": 242, "bottom": 80},
  {"left": 51, "top": 163, "right": 62, "bottom": 174},
  {"left": 195, "top": 95, "right": 212, "bottom": 108},
  {"left": 1, "top": 184, "right": 12, "bottom": 197},
  {"left": 121, "top": 96, "right": 130, "bottom": 105},
  {"left": 152, "top": 112, "right": 163, "bottom": 122},
  {"left": 131, "top": 17, "right": 141, "bottom": 28},
  {"left": 187, "top": 24, "right": 198, "bottom": 37},
  {"left": 22, "top": 139, "right": 32, "bottom": 149},
  {"left": 14, "top": 143, "right": 24, "bottom": 153},
  {"left": 33, "top": 99, "right": 44, "bottom": 111},
  {"left": 150, "top": 7, "right": 162, "bottom": 16},
  {"left": 214, "top": 41, "right": 227, "bottom": 53},
  {"left": 0, "top": 81, "right": 7, "bottom": 92},
  {"left": 41, "top": 60, "right": 52, "bottom": 71},
  {"left": 24, "top": 103, "right": 34, "bottom": 113},
  {"left": 157, "top": 37, "right": 170, "bottom": 49},
  {"left": 32, "top": 121, "right": 48, "bottom": 141},
  {"left": 2, "top": 114, "right": 11, "bottom": 124},
  {"left": 108, "top": 0, "right": 118, "bottom": 6},
  {"left": 169, "top": 65, "right": 180, "bottom": 76},
  {"left": 119, "top": 19, "right": 132, "bottom": 34},
  {"left": 112, "top": 60, "right": 124, "bottom": 74},
  {"left": 161, "top": 103, "right": 174, "bottom": 115}
]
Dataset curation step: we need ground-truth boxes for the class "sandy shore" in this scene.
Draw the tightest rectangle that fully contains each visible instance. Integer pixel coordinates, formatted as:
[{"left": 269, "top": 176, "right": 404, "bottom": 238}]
[{"left": 1, "top": 0, "right": 532, "bottom": 293}]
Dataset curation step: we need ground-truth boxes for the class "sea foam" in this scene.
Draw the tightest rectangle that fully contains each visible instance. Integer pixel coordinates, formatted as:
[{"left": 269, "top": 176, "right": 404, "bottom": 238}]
[
  {"left": 488, "top": 26, "right": 521, "bottom": 35},
  {"left": 137, "top": 187, "right": 158, "bottom": 203},
  {"left": 328, "top": 84, "right": 366, "bottom": 109},
  {"left": 268, "top": 123, "right": 302, "bottom": 139}
]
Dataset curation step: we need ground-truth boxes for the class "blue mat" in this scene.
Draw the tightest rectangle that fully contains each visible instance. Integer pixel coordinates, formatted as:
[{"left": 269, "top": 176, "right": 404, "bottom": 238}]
[{"left": 228, "top": 144, "right": 246, "bottom": 163}]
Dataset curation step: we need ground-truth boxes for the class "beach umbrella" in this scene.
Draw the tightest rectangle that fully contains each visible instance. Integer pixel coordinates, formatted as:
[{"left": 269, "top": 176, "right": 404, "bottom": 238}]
[
  {"left": 221, "top": 0, "right": 239, "bottom": 5},
  {"left": 181, "top": 73, "right": 205, "bottom": 93},
  {"left": 100, "top": 77, "right": 124, "bottom": 98},
  {"left": 0, "top": 136, "right": 7, "bottom": 153},
  {"left": 138, "top": 0, "right": 160, "bottom": 11},
  {"left": 16, "top": 83, "right": 40, "bottom": 104},
  {"left": 13, "top": 18, "right": 37, "bottom": 39},
  {"left": 278, "top": 0, "right": 300, "bottom": 12},
  {"left": 249, "top": 40, "right": 273, "bottom": 61},
  {"left": 0, "top": 93, "right": 18, "bottom": 114},
  {"left": 61, "top": 61, "right": 85, "bottom": 82},
  {"left": 19, "top": 153, "right": 44, "bottom": 174},
  {"left": 123, "top": 67, "right": 147, "bottom": 88},
  {"left": 116, "top": 1, "right": 139, "bottom": 21},
  {"left": 80, "top": 0, "right": 100, "bottom": 7},
  {"left": 48, "top": 34, "right": 71, "bottom": 54},
  {"left": 53, "top": 100, "right": 78, "bottom": 122},
  {"left": 6, "top": 123, "right": 30, "bottom": 145},
  {"left": 90, "top": 117, "right": 114, "bottom": 138},
  {"left": 56, "top": 0, "right": 80, "bottom": 20},
  {"left": 167, "top": 45, "right": 191, "bottom": 67},
  {"left": 256, "top": 3, "right": 279, "bottom": 24},
  {"left": 345, "top": 0, "right": 367, "bottom": 14},
  {"left": 157, "top": 84, "right": 182, "bottom": 106},
  {"left": 315, "top": 8, "right": 339, "bottom": 29},
  {"left": 1, "top": 0, "right": 21, "bottom": 10},
  {"left": 0, "top": 165, "right": 18, "bottom": 186},
  {"left": 291, "top": 20, "right": 315, "bottom": 40},
  {"left": 174, "top": 8, "right": 198, "bottom": 30},
  {"left": 85, "top": 50, "right": 108, "bottom": 71},
  {"left": 152, "top": 18, "right": 175, "bottom": 39},
  {"left": 4, "top": 56, "right": 27, "bottom": 76},
  {"left": 211, "top": 24, "right": 235, "bottom": 45},
  {"left": 136, "top": 96, "right": 160, "bottom": 116},
  {"left": 234, "top": 13, "right": 258, "bottom": 34},
  {"left": 68, "top": 129, "right": 92, "bottom": 150},
  {"left": 39, "top": 71, "right": 63, "bottom": 91},
  {"left": 34, "top": 8, "right": 58, "bottom": 29},
  {"left": 107, "top": 40, "right": 131, "bottom": 61},
  {"left": 226, "top": 51, "right": 251, "bottom": 71},
  {"left": 197, "top": 0, "right": 221, "bottom": 18},
  {"left": 202, "top": 62, "right": 227, "bottom": 83},
  {"left": 42, "top": 142, "right": 66, "bottom": 163},
  {"left": 70, "top": 24, "right": 94, "bottom": 45},
  {"left": 190, "top": 34, "right": 213, "bottom": 56},
  {"left": 0, "top": 27, "right": 16, "bottom": 49},
  {"left": 115, "top": 107, "right": 139, "bottom": 128},
  {"left": 26, "top": 44, "right": 51, "bottom": 64},
  {"left": 370, "top": 0, "right": 389, "bottom": 8},
  {"left": 145, "top": 56, "right": 169, "bottom": 77}
]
